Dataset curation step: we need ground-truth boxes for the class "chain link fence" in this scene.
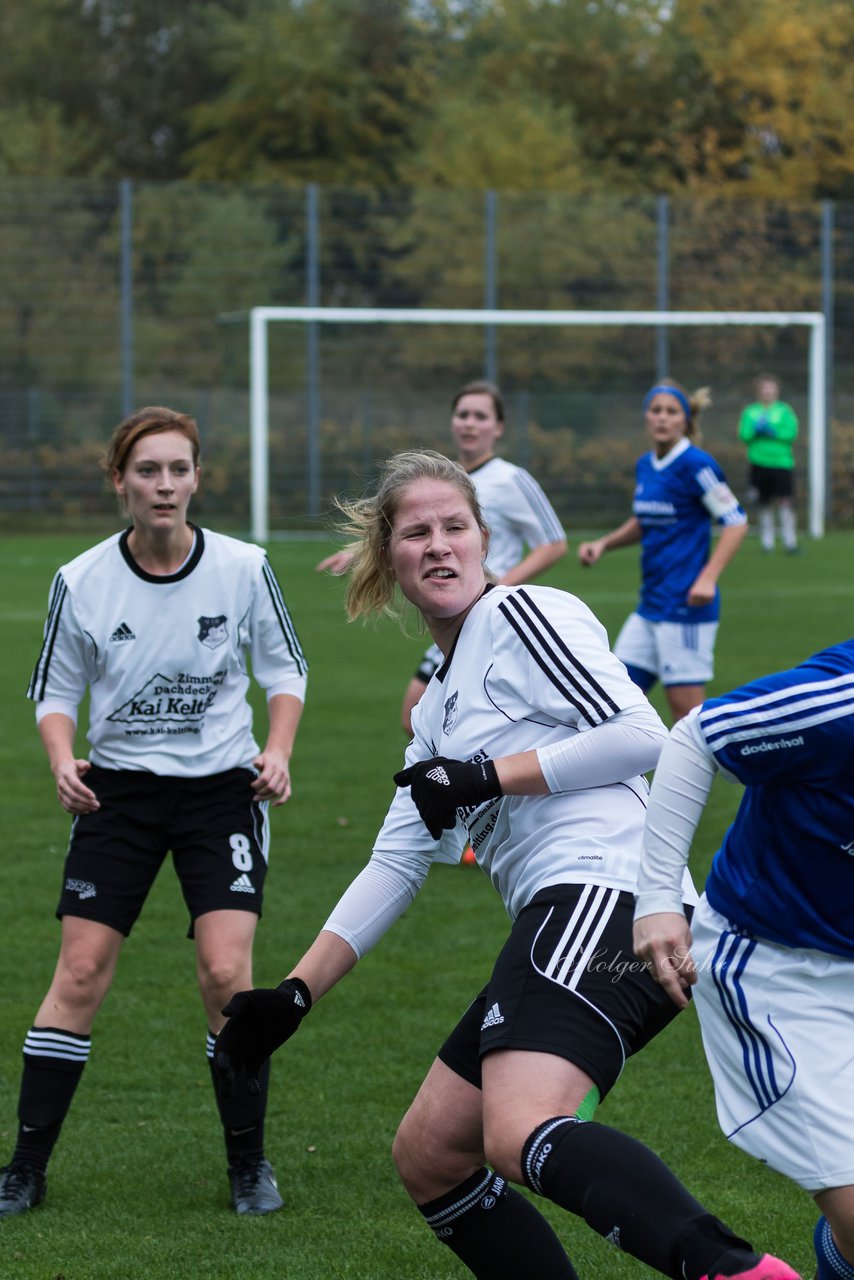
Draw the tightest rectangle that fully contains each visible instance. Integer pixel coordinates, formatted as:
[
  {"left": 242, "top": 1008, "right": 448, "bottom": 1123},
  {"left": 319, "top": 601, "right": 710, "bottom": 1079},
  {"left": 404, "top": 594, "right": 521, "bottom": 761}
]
[{"left": 1, "top": 180, "right": 852, "bottom": 531}]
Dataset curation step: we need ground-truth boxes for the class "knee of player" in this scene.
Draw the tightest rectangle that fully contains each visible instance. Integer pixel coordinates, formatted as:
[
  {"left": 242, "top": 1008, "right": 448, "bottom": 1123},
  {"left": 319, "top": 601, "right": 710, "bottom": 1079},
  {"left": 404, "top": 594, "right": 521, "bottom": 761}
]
[
  {"left": 481, "top": 1122, "right": 526, "bottom": 1184},
  {"left": 392, "top": 1111, "right": 468, "bottom": 1198},
  {"left": 56, "top": 953, "right": 113, "bottom": 1003},
  {"left": 392, "top": 1111, "right": 429, "bottom": 1189},
  {"left": 197, "top": 952, "right": 250, "bottom": 1000}
]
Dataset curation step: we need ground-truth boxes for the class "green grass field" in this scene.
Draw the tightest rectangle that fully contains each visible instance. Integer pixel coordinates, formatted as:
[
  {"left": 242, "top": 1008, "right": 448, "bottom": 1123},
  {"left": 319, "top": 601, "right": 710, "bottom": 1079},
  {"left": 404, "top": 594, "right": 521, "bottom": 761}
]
[{"left": 1, "top": 528, "right": 850, "bottom": 1279}]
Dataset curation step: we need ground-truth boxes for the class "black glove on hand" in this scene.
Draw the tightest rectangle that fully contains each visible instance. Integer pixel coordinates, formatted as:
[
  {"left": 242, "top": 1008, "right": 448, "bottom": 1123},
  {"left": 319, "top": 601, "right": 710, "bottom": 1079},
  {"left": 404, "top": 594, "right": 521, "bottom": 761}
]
[
  {"left": 213, "top": 977, "right": 312, "bottom": 1098},
  {"left": 393, "top": 756, "right": 502, "bottom": 839}
]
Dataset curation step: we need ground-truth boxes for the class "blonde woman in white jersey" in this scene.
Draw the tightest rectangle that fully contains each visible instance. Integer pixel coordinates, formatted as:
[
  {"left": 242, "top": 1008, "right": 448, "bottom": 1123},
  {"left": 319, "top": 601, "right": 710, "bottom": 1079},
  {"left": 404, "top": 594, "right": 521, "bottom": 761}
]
[
  {"left": 0, "top": 407, "right": 307, "bottom": 1222},
  {"left": 216, "top": 451, "right": 797, "bottom": 1280},
  {"left": 317, "top": 380, "right": 567, "bottom": 734}
]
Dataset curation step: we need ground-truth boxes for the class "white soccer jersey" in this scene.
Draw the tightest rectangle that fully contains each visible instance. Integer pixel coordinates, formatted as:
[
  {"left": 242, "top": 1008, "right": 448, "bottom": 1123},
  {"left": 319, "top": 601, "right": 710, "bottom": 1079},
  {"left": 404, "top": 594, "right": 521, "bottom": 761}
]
[
  {"left": 413, "top": 457, "right": 565, "bottom": 683},
  {"left": 28, "top": 526, "right": 307, "bottom": 777},
  {"left": 471, "top": 455, "right": 565, "bottom": 579},
  {"left": 346, "top": 587, "right": 669, "bottom": 930}
]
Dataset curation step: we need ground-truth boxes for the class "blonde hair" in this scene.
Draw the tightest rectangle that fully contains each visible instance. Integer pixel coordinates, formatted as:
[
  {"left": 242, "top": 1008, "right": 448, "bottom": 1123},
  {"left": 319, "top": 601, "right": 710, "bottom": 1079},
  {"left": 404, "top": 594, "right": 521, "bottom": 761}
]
[
  {"left": 644, "top": 378, "right": 712, "bottom": 439},
  {"left": 336, "top": 450, "right": 490, "bottom": 624}
]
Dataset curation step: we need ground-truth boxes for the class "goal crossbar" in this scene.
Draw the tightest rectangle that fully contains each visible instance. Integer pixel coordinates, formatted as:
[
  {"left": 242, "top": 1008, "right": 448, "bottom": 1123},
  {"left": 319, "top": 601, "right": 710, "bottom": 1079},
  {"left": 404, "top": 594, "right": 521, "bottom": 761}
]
[{"left": 247, "top": 306, "right": 826, "bottom": 543}]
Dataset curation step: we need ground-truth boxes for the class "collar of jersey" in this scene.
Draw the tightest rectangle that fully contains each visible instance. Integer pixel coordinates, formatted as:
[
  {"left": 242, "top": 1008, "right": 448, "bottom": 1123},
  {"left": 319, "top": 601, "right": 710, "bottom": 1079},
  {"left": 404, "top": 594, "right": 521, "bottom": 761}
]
[
  {"left": 119, "top": 523, "right": 205, "bottom": 583},
  {"left": 649, "top": 435, "right": 691, "bottom": 471},
  {"left": 435, "top": 582, "right": 496, "bottom": 683},
  {"left": 465, "top": 455, "right": 497, "bottom": 477}
]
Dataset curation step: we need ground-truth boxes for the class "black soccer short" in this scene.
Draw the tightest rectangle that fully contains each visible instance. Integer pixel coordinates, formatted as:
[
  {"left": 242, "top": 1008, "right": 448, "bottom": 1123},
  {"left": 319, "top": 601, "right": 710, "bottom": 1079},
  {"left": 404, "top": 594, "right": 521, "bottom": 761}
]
[
  {"left": 750, "top": 463, "right": 795, "bottom": 503},
  {"left": 438, "top": 884, "right": 686, "bottom": 1100},
  {"left": 57, "top": 765, "right": 269, "bottom": 937}
]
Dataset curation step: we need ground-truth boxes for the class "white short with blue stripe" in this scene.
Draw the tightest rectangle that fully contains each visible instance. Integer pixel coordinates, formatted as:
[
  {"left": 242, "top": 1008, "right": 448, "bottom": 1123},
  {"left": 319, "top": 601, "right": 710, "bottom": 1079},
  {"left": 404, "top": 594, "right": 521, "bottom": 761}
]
[
  {"left": 613, "top": 613, "right": 718, "bottom": 686},
  {"left": 691, "top": 895, "right": 854, "bottom": 1192}
]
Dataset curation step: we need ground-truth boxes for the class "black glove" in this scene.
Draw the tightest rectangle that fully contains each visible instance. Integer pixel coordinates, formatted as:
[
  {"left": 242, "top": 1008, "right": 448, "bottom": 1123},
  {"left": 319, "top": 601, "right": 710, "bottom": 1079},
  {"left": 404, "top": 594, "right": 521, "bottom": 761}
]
[
  {"left": 213, "top": 977, "right": 312, "bottom": 1098},
  {"left": 393, "top": 756, "right": 502, "bottom": 839}
]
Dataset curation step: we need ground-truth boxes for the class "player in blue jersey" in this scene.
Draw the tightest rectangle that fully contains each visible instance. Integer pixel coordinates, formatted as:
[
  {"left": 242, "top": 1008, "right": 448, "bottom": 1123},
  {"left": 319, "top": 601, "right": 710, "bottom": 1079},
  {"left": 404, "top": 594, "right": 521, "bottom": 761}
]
[
  {"left": 633, "top": 641, "right": 854, "bottom": 1280},
  {"left": 578, "top": 380, "right": 748, "bottom": 722},
  {"left": 214, "top": 451, "right": 798, "bottom": 1280}
]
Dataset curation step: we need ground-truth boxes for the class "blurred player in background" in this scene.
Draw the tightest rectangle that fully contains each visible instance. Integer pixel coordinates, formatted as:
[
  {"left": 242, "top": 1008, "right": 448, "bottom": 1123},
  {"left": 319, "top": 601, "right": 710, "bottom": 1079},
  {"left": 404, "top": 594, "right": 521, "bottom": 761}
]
[
  {"left": 738, "top": 373, "right": 799, "bottom": 554},
  {"left": 216, "top": 450, "right": 797, "bottom": 1280},
  {"left": 317, "top": 380, "right": 567, "bottom": 735},
  {"left": 0, "top": 407, "right": 307, "bottom": 1220},
  {"left": 633, "top": 639, "right": 854, "bottom": 1280},
  {"left": 578, "top": 379, "right": 747, "bottom": 722}
]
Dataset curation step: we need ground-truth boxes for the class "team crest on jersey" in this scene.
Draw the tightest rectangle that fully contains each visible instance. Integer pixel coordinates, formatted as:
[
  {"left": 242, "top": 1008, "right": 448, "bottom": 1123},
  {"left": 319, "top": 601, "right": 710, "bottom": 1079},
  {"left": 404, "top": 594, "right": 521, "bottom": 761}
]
[
  {"left": 197, "top": 615, "right": 228, "bottom": 650},
  {"left": 442, "top": 690, "right": 459, "bottom": 735}
]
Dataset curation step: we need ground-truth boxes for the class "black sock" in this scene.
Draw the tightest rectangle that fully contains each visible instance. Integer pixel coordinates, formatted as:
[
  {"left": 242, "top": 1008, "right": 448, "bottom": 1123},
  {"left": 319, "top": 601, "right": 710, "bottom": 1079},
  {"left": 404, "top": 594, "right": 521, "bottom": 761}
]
[
  {"left": 206, "top": 1031, "right": 270, "bottom": 1165},
  {"left": 418, "top": 1167, "right": 579, "bottom": 1279},
  {"left": 522, "top": 1117, "right": 759, "bottom": 1280},
  {"left": 13, "top": 1027, "right": 90, "bottom": 1174}
]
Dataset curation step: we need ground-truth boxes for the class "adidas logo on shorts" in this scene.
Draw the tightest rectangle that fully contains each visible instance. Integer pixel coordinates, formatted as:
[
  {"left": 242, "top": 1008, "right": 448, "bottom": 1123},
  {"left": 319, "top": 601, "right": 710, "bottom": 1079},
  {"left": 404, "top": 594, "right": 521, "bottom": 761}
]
[
  {"left": 481, "top": 1002, "right": 504, "bottom": 1030},
  {"left": 229, "top": 874, "right": 255, "bottom": 894}
]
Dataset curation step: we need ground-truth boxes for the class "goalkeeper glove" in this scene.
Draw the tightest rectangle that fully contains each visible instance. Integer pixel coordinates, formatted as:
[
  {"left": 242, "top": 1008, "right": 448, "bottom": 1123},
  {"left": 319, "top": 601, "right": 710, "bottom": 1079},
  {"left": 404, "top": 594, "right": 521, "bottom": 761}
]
[
  {"left": 213, "top": 977, "right": 311, "bottom": 1098},
  {"left": 393, "top": 756, "right": 502, "bottom": 839}
]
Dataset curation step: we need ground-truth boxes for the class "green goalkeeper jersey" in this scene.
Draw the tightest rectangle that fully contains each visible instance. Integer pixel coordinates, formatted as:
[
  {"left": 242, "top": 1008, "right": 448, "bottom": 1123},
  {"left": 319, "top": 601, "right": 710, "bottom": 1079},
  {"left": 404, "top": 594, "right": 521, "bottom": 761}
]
[{"left": 738, "top": 399, "right": 798, "bottom": 469}]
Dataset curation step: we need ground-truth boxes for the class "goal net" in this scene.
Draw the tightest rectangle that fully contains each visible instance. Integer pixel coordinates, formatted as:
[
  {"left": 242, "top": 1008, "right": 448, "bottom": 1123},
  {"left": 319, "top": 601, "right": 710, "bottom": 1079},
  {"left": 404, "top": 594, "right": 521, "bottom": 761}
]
[{"left": 242, "top": 306, "right": 826, "bottom": 543}]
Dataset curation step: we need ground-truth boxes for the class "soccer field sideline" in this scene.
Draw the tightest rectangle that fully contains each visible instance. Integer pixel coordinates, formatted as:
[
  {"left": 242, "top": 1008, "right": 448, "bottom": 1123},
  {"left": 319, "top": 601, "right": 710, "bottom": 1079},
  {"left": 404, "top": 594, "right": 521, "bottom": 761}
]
[{"left": 0, "top": 531, "right": 849, "bottom": 1277}]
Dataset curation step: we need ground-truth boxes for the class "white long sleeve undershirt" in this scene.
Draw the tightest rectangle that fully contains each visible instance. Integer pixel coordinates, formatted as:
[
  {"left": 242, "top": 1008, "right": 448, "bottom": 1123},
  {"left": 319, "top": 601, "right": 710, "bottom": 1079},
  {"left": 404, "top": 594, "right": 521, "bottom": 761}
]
[
  {"left": 537, "top": 700, "right": 668, "bottom": 793},
  {"left": 322, "top": 846, "right": 434, "bottom": 959},
  {"left": 634, "top": 709, "right": 719, "bottom": 920},
  {"left": 324, "top": 702, "right": 671, "bottom": 958}
]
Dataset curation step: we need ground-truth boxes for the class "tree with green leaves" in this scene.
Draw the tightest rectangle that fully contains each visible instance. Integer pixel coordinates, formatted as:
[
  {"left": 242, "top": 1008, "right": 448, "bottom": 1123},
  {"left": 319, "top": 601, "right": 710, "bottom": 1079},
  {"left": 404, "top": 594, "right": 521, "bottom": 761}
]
[{"left": 186, "top": 0, "right": 434, "bottom": 186}]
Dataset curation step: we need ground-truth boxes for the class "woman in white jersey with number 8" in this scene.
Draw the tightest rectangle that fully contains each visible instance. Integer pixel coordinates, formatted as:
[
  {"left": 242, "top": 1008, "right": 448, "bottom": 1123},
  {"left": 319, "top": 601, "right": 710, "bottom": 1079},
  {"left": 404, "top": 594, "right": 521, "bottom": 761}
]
[
  {"left": 214, "top": 450, "right": 796, "bottom": 1280},
  {"left": 578, "top": 379, "right": 748, "bottom": 722}
]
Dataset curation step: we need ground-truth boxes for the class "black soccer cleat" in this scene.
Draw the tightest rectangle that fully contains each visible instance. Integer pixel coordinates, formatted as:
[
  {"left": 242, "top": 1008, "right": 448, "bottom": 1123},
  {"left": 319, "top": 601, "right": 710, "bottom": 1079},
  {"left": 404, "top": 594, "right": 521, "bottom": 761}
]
[
  {"left": 228, "top": 1156, "right": 284, "bottom": 1216},
  {"left": 0, "top": 1162, "right": 47, "bottom": 1219}
]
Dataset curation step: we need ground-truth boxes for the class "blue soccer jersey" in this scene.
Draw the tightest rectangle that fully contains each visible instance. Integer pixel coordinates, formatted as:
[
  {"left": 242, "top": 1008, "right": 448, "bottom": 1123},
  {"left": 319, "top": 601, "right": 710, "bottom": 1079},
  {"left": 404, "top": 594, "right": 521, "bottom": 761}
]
[
  {"left": 698, "top": 640, "right": 854, "bottom": 956},
  {"left": 632, "top": 437, "right": 746, "bottom": 623}
]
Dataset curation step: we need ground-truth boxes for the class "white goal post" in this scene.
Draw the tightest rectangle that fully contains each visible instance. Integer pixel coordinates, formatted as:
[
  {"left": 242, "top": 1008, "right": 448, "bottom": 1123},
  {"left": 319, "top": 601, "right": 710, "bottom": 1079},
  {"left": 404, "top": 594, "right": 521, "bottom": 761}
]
[{"left": 247, "top": 306, "right": 827, "bottom": 544}]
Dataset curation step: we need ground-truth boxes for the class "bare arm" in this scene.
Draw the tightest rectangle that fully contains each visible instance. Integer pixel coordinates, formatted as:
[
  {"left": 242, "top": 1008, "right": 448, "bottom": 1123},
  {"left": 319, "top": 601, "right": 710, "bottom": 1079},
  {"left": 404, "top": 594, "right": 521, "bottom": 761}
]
[
  {"left": 286, "top": 930, "right": 359, "bottom": 1003},
  {"left": 499, "top": 538, "right": 568, "bottom": 587},
  {"left": 316, "top": 549, "right": 354, "bottom": 575},
  {"left": 578, "top": 516, "right": 642, "bottom": 566},
  {"left": 252, "top": 692, "right": 304, "bottom": 806},
  {"left": 38, "top": 712, "right": 99, "bottom": 815},
  {"left": 687, "top": 522, "right": 748, "bottom": 607}
]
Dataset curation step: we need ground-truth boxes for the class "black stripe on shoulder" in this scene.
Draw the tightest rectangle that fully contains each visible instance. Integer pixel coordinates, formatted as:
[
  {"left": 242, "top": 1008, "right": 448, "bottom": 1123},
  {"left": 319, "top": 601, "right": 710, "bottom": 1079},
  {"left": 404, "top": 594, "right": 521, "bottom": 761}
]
[
  {"left": 29, "top": 575, "right": 68, "bottom": 700},
  {"left": 512, "top": 471, "right": 564, "bottom": 540},
  {"left": 262, "top": 558, "right": 308, "bottom": 674},
  {"left": 498, "top": 589, "right": 620, "bottom": 724}
]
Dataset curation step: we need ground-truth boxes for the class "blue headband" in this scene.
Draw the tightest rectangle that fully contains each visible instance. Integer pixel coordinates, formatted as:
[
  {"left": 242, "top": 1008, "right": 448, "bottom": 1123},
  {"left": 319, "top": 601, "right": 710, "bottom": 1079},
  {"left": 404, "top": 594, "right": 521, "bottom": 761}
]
[{"left": 643, "top": 384, "right": 692, "bottom": 420}]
